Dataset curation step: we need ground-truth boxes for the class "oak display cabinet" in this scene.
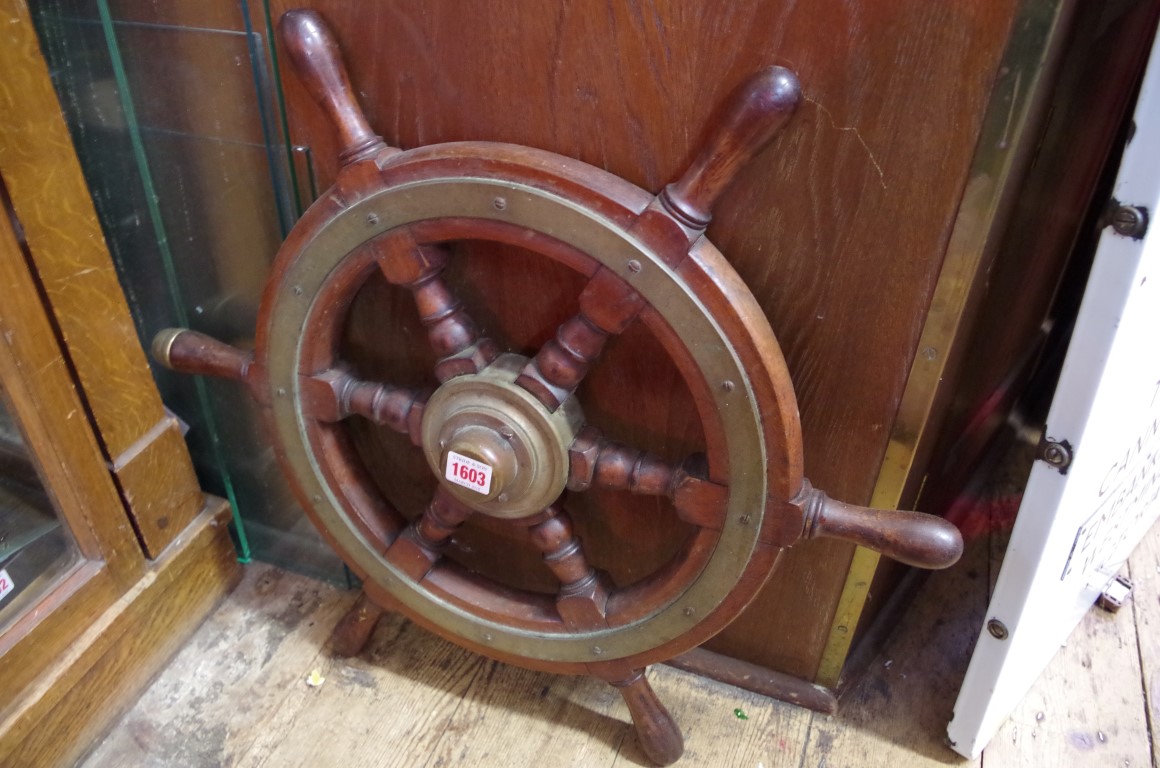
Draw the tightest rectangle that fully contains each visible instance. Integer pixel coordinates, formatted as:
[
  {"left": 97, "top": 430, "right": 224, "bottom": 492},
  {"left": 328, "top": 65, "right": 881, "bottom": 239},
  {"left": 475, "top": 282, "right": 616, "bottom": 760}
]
[{"left": 0, "top": 3, "right": 240, "bottom": 765}]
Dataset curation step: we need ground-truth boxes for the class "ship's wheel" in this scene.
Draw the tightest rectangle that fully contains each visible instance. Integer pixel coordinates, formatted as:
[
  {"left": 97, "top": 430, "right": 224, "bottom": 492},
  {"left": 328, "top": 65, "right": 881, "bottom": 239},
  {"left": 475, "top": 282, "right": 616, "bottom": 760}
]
[{"left": 153, "top": 10, "right": 962, "bottom": 764}]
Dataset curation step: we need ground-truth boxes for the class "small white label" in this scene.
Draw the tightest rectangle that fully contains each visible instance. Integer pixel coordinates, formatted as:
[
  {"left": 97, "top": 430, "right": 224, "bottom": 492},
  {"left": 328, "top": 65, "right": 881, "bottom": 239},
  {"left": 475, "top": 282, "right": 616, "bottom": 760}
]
[
  {"left": 0, "top": 569, "right": 14, "bottom": 600},
  {"left": 445, "top": 451, "right": 493, "bottom": 495}
]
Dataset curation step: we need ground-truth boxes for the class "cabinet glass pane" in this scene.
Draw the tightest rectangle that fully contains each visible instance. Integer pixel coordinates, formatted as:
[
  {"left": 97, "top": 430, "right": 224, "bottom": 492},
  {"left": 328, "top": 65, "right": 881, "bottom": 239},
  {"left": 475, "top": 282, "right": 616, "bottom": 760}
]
[
  {"left": 28, "top": 0, "right": 346, "bottom": 582},
  {"left": 0, "top": 390, "right": 80, "bottom": 632}
]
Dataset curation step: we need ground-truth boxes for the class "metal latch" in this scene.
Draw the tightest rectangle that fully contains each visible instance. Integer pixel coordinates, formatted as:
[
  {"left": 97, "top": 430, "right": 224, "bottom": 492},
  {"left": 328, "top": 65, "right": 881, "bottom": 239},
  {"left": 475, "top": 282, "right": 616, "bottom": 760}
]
[
  {"left": 1108, "top": 202, "right": 1149, "bottom": 239},
  {"left": 1097, "top": 575, "right": 1133, "bottom": 613},
  {"left": 1036, "top": 435, "right": 1073, "bottom": 474}
]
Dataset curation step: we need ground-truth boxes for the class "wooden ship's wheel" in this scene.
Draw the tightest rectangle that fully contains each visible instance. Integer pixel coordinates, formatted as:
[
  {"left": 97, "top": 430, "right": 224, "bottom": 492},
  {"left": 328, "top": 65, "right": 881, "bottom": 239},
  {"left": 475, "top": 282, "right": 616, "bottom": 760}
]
[{"left": 153, "top": 10, "right": 963, "bottom": 764}]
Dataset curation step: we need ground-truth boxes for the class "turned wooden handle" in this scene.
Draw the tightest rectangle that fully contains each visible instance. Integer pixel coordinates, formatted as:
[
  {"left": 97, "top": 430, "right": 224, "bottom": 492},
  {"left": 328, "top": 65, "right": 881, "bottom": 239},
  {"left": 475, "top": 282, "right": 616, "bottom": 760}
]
[
  {"left": 801, "top": 484, "right": 963, "bottom": 569},
  {"left": 151, "top": 328, "right": 251, "bottom": 382},
  {"left": 611, "top": 670, "right": 684, "bottom": 766},
  {"left": 661, "top": 67, "right": 800, "bottom": 229},
  {"left": 329, "top": 592, "right": 386, "bottom": 658},
  {"left": 278, "top": 9, "right": 385, "bottom": 163}
]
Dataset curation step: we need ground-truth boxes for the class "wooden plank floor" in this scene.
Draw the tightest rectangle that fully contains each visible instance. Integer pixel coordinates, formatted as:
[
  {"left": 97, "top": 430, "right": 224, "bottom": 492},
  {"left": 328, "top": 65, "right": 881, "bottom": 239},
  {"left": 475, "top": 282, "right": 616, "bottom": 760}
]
[{"left": 81, "top": 474, "right": 1160, "bottom": 767}]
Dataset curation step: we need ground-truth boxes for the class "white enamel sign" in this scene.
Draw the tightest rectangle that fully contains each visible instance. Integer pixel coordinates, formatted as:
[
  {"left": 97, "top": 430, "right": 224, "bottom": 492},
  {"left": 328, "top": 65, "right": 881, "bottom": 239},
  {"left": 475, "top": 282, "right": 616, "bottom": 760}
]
[{"left": 947, "top": 36, "right": 1160, "bottom": 758}]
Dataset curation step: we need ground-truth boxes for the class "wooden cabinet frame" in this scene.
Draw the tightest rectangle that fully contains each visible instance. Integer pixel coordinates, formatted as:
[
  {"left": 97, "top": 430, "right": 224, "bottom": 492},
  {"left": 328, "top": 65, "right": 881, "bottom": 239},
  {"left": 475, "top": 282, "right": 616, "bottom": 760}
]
[{"left": 0, "top": 2, "right": 241, "bottom": 765}]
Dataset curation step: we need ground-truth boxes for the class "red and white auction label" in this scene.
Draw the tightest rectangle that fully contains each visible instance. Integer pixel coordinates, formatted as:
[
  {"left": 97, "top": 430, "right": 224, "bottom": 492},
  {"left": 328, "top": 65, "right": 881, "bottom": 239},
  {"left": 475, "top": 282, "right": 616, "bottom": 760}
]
[
  {"left": 0, "top": 568, "right": 14, "bottom": 601},
  {"left": 445, "top": 450, "right": 493, "bottom": 495}
]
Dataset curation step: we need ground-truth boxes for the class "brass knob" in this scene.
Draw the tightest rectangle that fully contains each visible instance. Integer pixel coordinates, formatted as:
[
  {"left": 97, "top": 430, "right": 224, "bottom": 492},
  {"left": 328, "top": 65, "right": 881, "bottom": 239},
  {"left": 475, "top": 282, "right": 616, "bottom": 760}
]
[
  {"left": 420, "top": 354, "right": 583, "bottom": 519},
  {"left": 442, "top": 425, "right": 519, "bottom": 502}
]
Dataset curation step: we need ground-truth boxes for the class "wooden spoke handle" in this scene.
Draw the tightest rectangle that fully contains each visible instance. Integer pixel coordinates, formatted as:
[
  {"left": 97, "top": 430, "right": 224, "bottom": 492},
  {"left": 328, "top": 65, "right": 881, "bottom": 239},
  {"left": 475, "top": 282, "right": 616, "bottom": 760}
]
[
  {"left": 610, "top": 670, "right": 684, "bottom": 766},
  {"left": 329, "top": 591, "right": 385, "bottom": 658},
  {"left": 799, "top": 481, "right": 963, "bottom": 569},
  {"left": 152, "top": 328, "right": 252, "bottom": 383},
  {"left": 278, "top": 9, "right": 387, "bottom": 163},
  {"left": 661, "top": 67, "right": 800, "bottom": 229}
]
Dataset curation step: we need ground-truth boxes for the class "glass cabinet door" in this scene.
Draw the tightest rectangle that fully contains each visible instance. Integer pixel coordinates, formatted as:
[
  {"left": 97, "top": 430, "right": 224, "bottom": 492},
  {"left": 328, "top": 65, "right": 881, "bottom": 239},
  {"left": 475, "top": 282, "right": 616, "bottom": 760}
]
[
  {"left": 0, "top": 391, "right": 80, "bottom": 632},
  {"left": 28, "top": 0, "right": 346, "bottom": 582},
  {"left": 0, "top": 175, "right": 143, "bottom": 699},
  {"left": 0, "top": 4, "right": 241, "bottom": 759}
]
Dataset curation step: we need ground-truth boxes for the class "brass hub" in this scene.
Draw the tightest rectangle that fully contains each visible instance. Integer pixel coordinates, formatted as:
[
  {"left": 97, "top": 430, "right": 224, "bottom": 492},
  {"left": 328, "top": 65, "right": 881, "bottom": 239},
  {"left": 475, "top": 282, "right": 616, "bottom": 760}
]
[{"left": 420, "top": 353, "right": 584, "bottom": 518}]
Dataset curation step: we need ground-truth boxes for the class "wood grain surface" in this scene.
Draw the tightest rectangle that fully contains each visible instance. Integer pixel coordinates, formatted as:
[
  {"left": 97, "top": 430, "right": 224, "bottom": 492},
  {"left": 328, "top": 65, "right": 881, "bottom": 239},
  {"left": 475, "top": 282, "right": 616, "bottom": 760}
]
[
  {"left": 0, "top": 502, "right": 240, "bottom": 768},
  {"left": 83, "top": 510, "right": 1160, "bottom": 767},
  {"left": 0, "top": 0, "right": 166, "bottom": 458},
  {"left": 1129, "top": 519, "right": 1160, "bottom": 763},
  {"left": 0, "top": 169, "right": 143, "bottom": 702},
  {"left": 108, "top": 564, "right": 359, "bottom": 768},
  {"left": 0, "top": 0, "right": 205, "bottom": 555}
]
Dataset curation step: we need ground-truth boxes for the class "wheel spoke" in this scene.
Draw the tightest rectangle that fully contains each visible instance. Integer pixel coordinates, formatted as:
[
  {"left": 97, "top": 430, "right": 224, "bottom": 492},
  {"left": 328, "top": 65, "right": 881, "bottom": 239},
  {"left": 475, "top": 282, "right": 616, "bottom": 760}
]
[
  {"left": 299, "top": 368, "right": 426, "bottom": 445},
  {"left": 385, "top": 487, "right": 474, "bottom": 581},
  {"left": 567, "top": 426, "right": 728, "bottom": 530},
  {"left": 371, "top": 229, "right": 499, "bottom": 381},
  {"left": 527, "top": 503, "right": 610, "bottom": 630},
  {"left": 515, "top": 267, "right": 646, "bottom": 410}
]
